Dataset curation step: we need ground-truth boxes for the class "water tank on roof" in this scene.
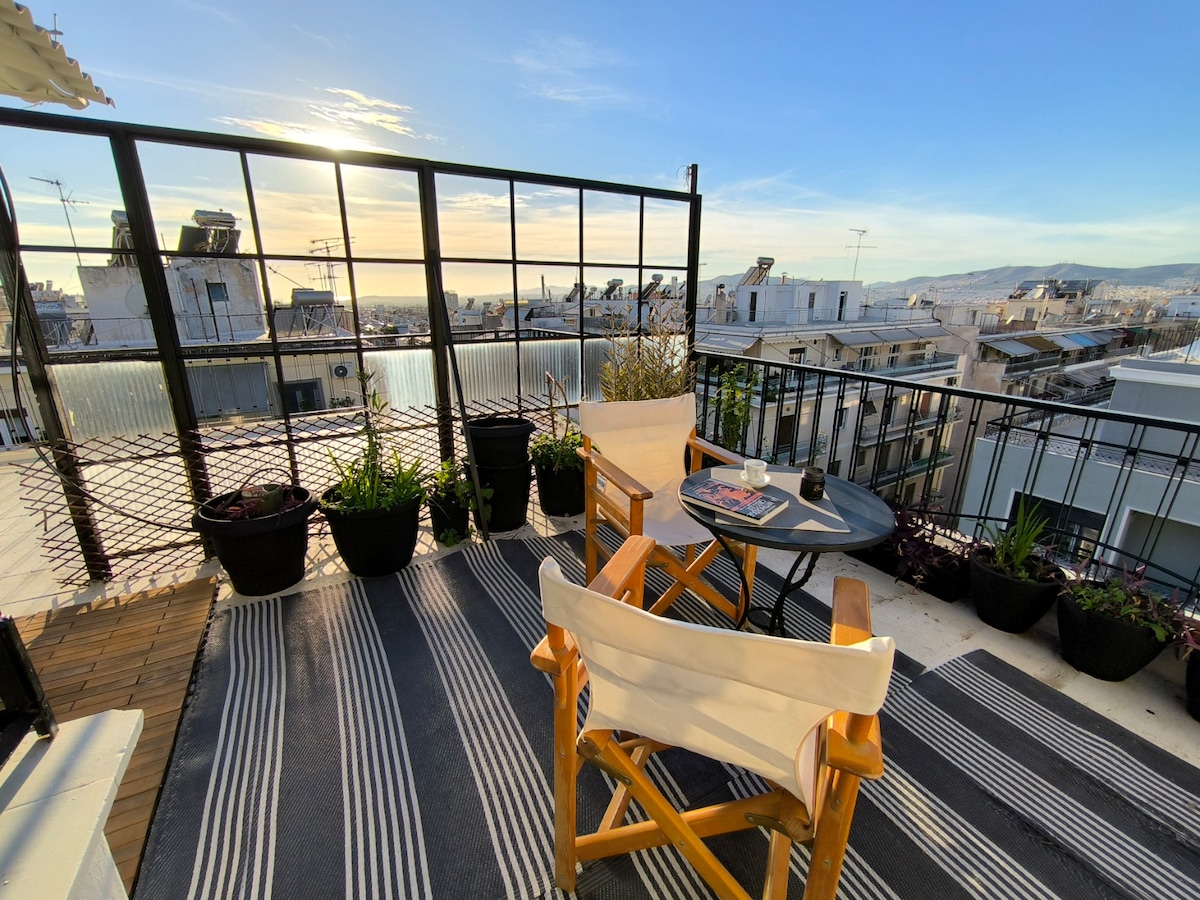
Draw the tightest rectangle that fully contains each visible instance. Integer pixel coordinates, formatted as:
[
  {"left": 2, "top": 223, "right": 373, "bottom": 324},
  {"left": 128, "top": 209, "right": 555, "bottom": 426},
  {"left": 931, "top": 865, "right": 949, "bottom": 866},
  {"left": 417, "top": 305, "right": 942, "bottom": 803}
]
[
  {"left": 193, "top": 210, "right": 238, "bottom": 229},
  {"left": 291, "top": 289, "right": 338, "bottom": 306}
]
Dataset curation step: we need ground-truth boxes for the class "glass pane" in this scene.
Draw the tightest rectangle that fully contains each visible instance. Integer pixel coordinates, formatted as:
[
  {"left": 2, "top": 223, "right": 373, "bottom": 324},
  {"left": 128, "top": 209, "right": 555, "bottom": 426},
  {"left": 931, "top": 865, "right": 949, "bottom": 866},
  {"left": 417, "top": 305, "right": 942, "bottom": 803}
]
[
  {"left": 583, "top": 191, "right": 639, "bottom": 264},
  {"left": 341, "top": 165, "right": 423, "bottom": 260},
  {"left": 246, "top": 156, "right": 343, "bottom": 256},
  {"left": 170, "top": 256, "right": 268, "bottom": 344},
  {"left": 349, "top": 262, "right": 429, "bottom": 345},
  {"left": 52, "top": 360, "right": 174, "bottom": 441},
  {"left": 520, "top": 337, "right": 582, "bottom": 402},
  {"left": 436, "top": 174, "right": 512, "bottom": 261},
  {"left": 185, "top": 358, "right": 277, "bottom": 423},
  {"left": 2, "top": 126, "right": 125, "bottom": 252},
  {"left": 642, "top": 198, "right": 690, "bottom": 267},
  {"left": 136, "top": 141, "right": 257, "bottom": 255},
  {"left": 0, "top": 368, "right": 44, "bottom": 447},
  {"left": 12, "top": 250, "right": 100, "bottom": 351},
  {"left": 263, "top": 259, "right": 354, "bottom": 343},
  {"left": 583, "top": 266, "right": 641, "bottom": 320},
  {"left": 516, "top": 263, "right": 579, "bottom": 336},
  {"left": 442, "top": 262, "right": 514, "bottom": 335},
  {"left": 457, "top": 341, "right": 518, "bottom": 404},
  {"left": 515, "top": 183, "right": 578, "bottom": 262}
]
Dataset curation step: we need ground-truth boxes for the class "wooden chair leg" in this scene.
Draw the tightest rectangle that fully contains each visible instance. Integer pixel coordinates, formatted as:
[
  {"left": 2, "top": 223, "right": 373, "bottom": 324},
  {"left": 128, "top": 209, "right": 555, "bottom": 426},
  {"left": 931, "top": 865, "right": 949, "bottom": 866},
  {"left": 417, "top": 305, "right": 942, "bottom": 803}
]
[
  {"left": 582, "top": 732, "right": 753, "bottom": 900},
  {"left": 802, "top": 770, "right": 863, "bottom": 900},
  {"left": 762, "top": 829, "right": 793, "bottom": 899},
  {"left": 551, "top": 657, "right": 579, "bottom": 890}
]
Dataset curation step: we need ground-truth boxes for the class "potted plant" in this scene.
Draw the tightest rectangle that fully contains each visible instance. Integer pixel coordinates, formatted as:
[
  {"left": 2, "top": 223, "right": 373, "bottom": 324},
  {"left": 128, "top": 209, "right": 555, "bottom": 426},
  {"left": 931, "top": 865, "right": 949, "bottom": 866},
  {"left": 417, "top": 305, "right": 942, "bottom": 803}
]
[
  {"left": 893, "top": 508, "right": 975, "bottom": 603},
  {"left": 598, "top": 301, "right": 695, "bottom": 402},
  {"left": 321, "top": 374, "right": 426, "bottom": 577},
  {"left": 969, "top": 497, "right": 1063, "bottom": 633},
  {"left": 192, "top": 474, "right": 318, "bottom": 595},
  {"left": 713, "top": 364, "right": 759, "bottom": 453},
  {"left": 1176, "top": 616, "right": 1200, "bottom": 721},
  {"left": 530, "top": 372, "right": 585, "bottom": 517},
  {"left": 426, "top": 458, "right": 490, "bottom": 546},
  {"left": 1057, "top": 566, "right": 1179, "bottom": 681}
]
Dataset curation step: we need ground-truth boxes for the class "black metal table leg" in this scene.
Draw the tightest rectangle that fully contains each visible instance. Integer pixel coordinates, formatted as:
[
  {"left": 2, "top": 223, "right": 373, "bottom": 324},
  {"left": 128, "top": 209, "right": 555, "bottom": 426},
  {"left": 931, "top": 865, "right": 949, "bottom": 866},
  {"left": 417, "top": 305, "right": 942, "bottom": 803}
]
[{"left": 746, "top": 551, "right": 822, "bottom": 636}]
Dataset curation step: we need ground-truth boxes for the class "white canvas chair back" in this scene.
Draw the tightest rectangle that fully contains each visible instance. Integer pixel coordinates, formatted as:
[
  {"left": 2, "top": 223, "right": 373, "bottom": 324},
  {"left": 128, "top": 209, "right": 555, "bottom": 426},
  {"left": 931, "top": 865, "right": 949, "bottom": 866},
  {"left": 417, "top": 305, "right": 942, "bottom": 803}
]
[
  {"left": 579, "top": 393, "right": 709, "bottom": 546},
  {"left": 539, "top": 557, "right": 895, "bottom": 810}
]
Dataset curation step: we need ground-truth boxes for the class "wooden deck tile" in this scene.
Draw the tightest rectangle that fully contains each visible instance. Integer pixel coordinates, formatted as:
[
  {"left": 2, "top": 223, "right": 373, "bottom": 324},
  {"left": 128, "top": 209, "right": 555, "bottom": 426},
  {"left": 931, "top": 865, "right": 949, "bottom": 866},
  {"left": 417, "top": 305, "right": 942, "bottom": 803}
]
[{"left": 16, "top": 578, "right": 216, "bottom": 896}]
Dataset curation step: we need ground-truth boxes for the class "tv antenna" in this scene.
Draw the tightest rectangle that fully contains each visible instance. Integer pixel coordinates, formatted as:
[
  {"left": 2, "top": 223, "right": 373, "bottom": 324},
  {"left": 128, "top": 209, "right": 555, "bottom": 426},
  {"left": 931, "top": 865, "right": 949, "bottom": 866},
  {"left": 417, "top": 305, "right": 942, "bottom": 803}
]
[
  {"left": 308, "top": 236, "right": 352, "bottom": 294},
  {"left": 30, "top": 176, "right": 89, "bottom": 267},
  {"left": 846, "top": 228, "right": 876, "bottom": 281}
]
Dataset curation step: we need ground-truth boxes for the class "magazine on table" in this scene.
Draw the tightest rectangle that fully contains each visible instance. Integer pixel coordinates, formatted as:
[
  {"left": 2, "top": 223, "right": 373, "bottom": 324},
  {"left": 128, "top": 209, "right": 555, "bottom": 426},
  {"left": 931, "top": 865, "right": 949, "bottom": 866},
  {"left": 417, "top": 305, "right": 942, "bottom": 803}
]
[{"left": 679, "top": 477, "right": 789, "bottom": 525}]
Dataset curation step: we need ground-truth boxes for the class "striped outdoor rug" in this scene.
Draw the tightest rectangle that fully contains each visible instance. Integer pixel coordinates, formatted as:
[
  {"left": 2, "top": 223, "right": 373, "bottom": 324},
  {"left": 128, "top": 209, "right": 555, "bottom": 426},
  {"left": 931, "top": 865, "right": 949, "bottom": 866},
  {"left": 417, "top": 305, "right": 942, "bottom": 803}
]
[{"left": 136, "top": 534, "right": 1200, "bottom": 899}]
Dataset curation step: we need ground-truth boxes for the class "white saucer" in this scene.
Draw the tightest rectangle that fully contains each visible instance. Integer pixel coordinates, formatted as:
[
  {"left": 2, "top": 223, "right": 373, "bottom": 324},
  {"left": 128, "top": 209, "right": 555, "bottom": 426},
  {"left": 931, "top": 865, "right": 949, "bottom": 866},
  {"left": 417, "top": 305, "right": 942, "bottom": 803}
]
[{"left": 739, "top": 472, "right": 770, "bottom": 488}]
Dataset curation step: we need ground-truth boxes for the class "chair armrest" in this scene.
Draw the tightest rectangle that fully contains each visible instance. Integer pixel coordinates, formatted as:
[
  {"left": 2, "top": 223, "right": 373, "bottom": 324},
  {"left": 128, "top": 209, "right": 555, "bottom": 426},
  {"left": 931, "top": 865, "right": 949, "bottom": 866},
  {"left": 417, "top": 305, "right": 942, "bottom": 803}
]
[
  {"left": 826, "top": 711, "right": 885, "bottom": 779},
  {"left": 579, "top": 445, "right": 653, "bottom": 500},
  {"left": 830, "top": 576, "right": 873, "bottom": 646},
  {"left": 687, "top": 435, "right": 744, "bottom": 467},
  {"left": 588, "top": 535, "right": 656, "bottom": 600},
  {"left": 531, "top": 536, "right": 656, "bottom": 675}
]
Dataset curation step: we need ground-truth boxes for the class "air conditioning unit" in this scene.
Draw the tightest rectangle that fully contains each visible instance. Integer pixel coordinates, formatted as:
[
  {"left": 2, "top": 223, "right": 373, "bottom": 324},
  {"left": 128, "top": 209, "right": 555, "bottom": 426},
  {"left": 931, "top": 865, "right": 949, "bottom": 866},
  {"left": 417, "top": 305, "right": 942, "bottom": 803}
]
[{"left": 329, "top": 363, "right": 352, "bottom": 380}]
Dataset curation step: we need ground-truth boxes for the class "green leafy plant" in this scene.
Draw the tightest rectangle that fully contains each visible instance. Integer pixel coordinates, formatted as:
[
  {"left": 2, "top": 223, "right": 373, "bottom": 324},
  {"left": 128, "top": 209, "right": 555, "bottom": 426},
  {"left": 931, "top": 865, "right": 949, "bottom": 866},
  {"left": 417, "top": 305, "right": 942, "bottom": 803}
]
[
  {"left": 1065, "top": 566, "right": 1181, "bottom": 641},
  {"left": 321, "top": 372, "right": 425, "bottom": 514},
  {"left": 715, "top": 364, "right": 760, "bottom": 451},
  {"left": 599, "top": 302, "right": 695, "bottom": 401},
  {"left": 530, "top": 372, "right": 584, "bottom": 473},
  {"left": 426, "top": 458, "right": 491, "bottom": 545},
  {"left": 981, "top": 496, "right": 1056, "bottom": 581}
]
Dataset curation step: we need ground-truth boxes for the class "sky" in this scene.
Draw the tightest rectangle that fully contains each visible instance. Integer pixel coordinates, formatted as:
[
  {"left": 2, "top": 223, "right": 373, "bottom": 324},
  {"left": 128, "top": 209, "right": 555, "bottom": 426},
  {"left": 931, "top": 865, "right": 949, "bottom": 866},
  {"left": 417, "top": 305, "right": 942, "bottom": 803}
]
[{"left": 2, "top": 0, "right": 1199, "bottom": 286}]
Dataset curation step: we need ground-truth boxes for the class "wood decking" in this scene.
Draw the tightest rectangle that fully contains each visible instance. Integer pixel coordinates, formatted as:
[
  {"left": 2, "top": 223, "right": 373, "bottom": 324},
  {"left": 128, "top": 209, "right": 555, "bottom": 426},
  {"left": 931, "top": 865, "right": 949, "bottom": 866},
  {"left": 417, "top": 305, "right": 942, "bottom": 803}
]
[{"left": 16, "top": 578, "right": 216, "bottom": 894}]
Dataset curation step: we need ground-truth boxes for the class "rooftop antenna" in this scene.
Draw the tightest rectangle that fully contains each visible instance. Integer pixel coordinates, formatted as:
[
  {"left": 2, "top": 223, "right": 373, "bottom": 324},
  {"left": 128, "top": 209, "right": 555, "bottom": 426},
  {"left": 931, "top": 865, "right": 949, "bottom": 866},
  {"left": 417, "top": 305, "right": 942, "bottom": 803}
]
[
  {"left": 308, "top": 236, "right": 350, "bottom": 294},
  {"left": 30, "top": 177, "right": 88, "bottom": 268},
  {"left": 846, "top": 228, "right": 876, "bottom": 281}
]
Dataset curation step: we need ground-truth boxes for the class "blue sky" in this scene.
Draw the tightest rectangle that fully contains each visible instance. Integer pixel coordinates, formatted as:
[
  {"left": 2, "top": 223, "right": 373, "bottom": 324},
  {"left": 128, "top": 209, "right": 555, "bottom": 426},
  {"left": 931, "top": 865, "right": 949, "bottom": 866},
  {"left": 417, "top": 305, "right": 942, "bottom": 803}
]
[{"left": 4, "top": 0, "right": 1198, "bottom": 284}]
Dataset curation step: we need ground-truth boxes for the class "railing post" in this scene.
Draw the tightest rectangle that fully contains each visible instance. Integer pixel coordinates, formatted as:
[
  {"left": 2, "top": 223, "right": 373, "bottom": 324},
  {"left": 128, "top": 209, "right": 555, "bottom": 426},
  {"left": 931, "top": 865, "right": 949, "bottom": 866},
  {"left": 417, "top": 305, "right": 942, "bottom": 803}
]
[
  {"left": 418, "top": 165, "right": 456, "bottom": 462},
  {"left": 109, "top": 135, "right": 212, "bottom": 511},
  {"left": 0, "top": 174, "right": 110, "bottom": 580}
]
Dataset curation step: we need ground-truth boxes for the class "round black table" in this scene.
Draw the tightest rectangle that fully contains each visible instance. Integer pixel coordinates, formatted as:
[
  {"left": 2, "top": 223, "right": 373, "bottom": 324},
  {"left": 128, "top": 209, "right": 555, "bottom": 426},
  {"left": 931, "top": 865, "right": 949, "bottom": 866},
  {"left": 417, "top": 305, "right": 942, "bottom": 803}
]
[{"left": 679, "top": 465, "right": 895, "bottom": 635}]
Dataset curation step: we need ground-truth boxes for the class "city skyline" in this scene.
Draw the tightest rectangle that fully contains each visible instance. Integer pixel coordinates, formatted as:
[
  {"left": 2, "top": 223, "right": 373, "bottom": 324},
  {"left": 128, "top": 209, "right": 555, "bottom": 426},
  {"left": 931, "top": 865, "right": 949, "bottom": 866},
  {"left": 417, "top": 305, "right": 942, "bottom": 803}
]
[{"left": 1, "top": 0, "right": 1197, "bottom": 285}]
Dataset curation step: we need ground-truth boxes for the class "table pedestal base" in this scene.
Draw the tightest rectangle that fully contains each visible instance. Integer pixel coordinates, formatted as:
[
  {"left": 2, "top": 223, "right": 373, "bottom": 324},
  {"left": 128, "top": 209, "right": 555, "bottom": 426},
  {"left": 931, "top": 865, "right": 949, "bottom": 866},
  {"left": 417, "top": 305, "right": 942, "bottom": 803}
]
[{"left": 744, "top": 550, "right": 821, "bottom": 637}]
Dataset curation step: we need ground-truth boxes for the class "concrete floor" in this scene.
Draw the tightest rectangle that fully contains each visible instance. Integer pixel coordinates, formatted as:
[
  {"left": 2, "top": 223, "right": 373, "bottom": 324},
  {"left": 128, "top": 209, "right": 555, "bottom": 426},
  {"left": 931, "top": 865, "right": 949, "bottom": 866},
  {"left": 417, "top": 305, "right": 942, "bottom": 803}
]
[{"left": 3, "top": 447, "right": 1195, "bottom": 768}]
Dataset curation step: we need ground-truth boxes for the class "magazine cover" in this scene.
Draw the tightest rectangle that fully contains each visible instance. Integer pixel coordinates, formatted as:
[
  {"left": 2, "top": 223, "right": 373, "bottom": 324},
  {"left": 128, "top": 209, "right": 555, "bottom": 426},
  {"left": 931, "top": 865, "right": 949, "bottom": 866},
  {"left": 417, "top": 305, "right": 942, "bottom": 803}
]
[{"left": 679, "top": 477, "right": 788, "bottom": 524}]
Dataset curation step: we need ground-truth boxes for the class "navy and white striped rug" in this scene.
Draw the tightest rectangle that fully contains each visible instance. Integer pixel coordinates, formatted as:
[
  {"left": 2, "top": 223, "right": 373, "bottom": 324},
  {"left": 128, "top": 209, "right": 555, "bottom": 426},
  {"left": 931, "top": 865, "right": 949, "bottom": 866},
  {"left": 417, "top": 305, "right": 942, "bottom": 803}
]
[{"left": 136, "top": 535, "right": 1200, "bottom": 899}]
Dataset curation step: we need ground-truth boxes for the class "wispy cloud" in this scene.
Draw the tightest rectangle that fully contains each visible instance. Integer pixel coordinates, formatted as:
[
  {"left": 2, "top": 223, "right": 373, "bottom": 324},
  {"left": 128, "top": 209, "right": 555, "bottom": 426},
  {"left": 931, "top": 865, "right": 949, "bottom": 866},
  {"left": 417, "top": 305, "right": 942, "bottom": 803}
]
[
  {"left": 512, "top": 34, "right": 638, "bottom": 108},
  {"left": 291, "top": 23, "right": 339, "bottom": 52},
  {"left": 174, "top": 0, "right": 240, "bottom": 26},
  {"left": 308, "top": 88, "right": 418, "bottom": 137}
]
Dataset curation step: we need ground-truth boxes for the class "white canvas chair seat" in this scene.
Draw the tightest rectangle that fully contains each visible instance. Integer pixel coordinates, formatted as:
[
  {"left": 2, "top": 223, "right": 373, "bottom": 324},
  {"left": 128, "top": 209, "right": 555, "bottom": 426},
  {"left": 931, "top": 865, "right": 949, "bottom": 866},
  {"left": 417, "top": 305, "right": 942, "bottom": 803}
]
[
  {"left": 531, "top": 535, "right": 896, "bottom": 900},
  {"left": 579, "top": 393, "right": 757, "bottom": 620}
]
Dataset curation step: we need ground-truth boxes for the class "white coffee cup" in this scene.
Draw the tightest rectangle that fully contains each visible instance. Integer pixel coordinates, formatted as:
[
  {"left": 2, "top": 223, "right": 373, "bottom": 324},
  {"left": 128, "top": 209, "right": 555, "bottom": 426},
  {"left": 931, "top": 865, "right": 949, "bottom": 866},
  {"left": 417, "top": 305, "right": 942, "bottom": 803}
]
[{"left": 743, "top": 459, "right": 768, "bottom": 485}]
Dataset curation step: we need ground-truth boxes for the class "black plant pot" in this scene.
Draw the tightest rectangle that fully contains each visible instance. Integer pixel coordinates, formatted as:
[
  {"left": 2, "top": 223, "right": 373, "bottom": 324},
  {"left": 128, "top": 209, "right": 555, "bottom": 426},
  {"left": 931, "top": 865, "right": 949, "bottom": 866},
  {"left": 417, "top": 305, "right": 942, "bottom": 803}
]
[
  {"left": 1187, "top": 654, "right": 1200, "bottom": 722},
  {"left": 915, "top": 555, "right": 972, "bottom": 603},
  {"left": 1055, "top": 592, "right": 1166, "bottom": 681},
  {"left": 969, "top": 552, "right": 1061, "bottom": 634},
  {"left": 467, "top": 416, "right": 535, "bottom": 532},
  {"left": 192, "top": 487, "right": 318, "bottom": 596},
  {"left": 322, "top": 489, "right": 422, "bottom": 577},
  {"left": 428, "top": 495, "right": 470, "bottom": 544},
  {"left": 534, "top": 462, "right": 585, "bottom": 517}
]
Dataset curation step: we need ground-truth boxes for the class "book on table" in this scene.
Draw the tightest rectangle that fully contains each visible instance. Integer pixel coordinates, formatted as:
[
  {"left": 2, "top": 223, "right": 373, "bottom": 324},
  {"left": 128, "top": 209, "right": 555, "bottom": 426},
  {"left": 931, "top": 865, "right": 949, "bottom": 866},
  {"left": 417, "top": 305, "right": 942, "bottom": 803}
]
[{"left": 679, "top": 477, "right": 789, "bottom": 525}]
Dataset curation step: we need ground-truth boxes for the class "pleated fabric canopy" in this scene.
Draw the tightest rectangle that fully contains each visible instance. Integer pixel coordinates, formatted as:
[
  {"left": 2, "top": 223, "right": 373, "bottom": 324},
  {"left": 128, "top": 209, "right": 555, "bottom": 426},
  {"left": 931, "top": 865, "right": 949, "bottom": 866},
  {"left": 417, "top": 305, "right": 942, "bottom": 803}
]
[{"left": 0, "top": 2, "right": 112, "bottom": 109}]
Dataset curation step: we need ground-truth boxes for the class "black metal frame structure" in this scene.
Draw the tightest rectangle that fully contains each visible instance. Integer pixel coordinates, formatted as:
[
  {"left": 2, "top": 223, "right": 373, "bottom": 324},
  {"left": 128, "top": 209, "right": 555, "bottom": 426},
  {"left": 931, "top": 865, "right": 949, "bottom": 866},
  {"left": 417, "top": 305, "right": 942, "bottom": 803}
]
[{"left": 0, "top": 109, "right": 699, "bottom": 583}]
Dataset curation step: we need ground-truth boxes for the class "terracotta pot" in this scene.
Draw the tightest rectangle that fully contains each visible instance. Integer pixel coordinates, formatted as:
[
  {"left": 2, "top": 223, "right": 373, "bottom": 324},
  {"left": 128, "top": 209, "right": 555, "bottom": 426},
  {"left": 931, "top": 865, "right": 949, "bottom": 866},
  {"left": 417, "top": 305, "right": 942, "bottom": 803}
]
[{"left": 1056, "top": 592, "right": 1166, "bottom": 681}]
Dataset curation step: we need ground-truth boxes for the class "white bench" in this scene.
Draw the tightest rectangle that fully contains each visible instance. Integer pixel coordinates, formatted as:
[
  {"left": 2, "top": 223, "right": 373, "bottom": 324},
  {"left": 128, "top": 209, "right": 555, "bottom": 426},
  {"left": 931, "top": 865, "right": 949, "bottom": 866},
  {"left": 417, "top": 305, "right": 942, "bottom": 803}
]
[{"left": 0, "top": 709, "right": 143, "bottom": 899}]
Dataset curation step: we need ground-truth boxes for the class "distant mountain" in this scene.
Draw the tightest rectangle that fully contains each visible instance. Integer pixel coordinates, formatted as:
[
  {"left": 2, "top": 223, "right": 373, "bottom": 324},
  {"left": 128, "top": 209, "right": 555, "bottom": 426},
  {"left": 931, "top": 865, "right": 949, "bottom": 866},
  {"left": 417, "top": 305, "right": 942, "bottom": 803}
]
[{"left": 868, "top": 263, "right": 1200, "bottom": 301}]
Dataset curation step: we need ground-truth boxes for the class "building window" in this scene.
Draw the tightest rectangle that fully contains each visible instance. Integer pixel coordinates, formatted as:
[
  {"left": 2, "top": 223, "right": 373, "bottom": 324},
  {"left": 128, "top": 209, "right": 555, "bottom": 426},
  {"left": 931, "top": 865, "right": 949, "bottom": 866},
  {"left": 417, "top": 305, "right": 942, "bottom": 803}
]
[
  {"left": 808, "top": 291, "right": 816, "bottom": 309},
  {"left": 828, "top": 459, "right": 841, "bottom": 477},
  {"left": 856, "top": 448, "right": 867, "bottom": 469},
  {"left": 834, "top": 406, "right": 847, "bottom": 430},
  {"left": 206, "top": 282, "right": 230, "bottom": 303},
  {"left": 838, "top": 291, "right": 849, "bottom": 319},
  {"left": 888, "top": 343, "right": 901, "bottom": 367},
  {"left": 749, "top": 290, "right": 758, "bottom": 323},
  {"left": 833, "top": 347, "right": 842, "bottom": 362},
  {"left": 788, "top": 346, "right": 806, "bottom": 365}
]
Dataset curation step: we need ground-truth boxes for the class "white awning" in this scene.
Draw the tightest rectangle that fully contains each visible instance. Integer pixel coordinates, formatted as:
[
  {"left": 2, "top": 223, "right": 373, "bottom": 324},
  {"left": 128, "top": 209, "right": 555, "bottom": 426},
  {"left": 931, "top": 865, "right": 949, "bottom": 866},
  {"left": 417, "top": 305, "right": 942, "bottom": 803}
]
[
  {"left": 0, "top": 3, "right": 112, "bottom": 109},
  {"left": 871, "top": 327, "right": 920, "bottom": 343},
  {"left": 695, "top": 331, "right": 759, "bottom": 355},
  {"left": 986, "top": 339, "right": 1038, "bottom": 357},
  {"left": 908, "top": 323, "right": 951, "bottom": 338}
]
